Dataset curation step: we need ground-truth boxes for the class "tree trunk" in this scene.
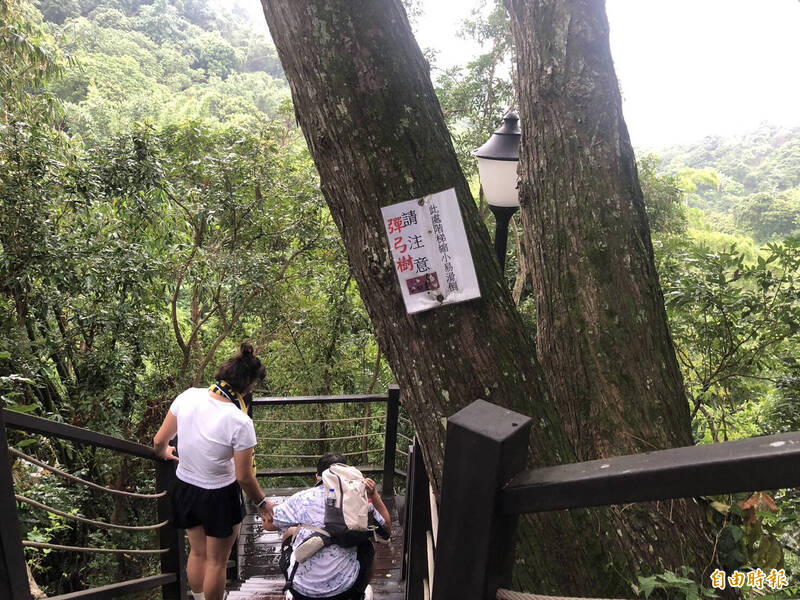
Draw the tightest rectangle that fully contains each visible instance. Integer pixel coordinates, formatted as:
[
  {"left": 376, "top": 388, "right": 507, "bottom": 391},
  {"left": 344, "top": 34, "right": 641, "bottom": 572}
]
[
  {"left": 259, "top": 0, "right": 569, "bottom": 494},
  {"left": 260, "top": 2, "right": 620, "bottom": 596},
  {"left": 507, "top": 0, "right": 723, "bottom": 590},
  {"left": 259, "top": 1, "right": 726, "bottom": 596}
]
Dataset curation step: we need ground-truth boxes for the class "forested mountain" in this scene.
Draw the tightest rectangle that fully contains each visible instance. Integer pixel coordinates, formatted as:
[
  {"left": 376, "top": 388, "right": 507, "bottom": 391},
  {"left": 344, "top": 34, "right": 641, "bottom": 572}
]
[
  {"left": 37, "top": 0, "right": 288, "bottom": 137},
  {"left": 2, "top": 0, "right": 799, "bottom": 596},
  {"left": 655, "top": 126, "right": 800, "bottom": 241}
]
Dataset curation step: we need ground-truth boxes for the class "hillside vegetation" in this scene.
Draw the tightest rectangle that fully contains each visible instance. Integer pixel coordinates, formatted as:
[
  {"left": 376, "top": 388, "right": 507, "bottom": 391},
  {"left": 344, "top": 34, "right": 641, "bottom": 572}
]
[
  {"left": 1, "top": 0, "right": 799, "bottom": 597},
  {"left": 657, "top": 126, "right": 800, "bottom": 242},
  {"left": 38, "top": 0, "right": 288, "bottom": 137}
]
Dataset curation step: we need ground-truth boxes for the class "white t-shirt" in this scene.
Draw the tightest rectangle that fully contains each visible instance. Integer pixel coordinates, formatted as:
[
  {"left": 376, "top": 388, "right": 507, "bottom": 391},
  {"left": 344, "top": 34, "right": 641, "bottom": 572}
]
[
  {"left": 273, "top": 485, "right": 386, "bottom": 598},
  {"left": 169, "top": 387, "right": 257, "bottom": 489}
]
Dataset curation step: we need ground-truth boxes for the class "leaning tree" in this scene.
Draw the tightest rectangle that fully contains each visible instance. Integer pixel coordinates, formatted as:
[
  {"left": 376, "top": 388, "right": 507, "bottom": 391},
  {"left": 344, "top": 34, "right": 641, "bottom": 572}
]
[
  {"left": 259, "top": 0, "right": 723, "bottom": 595},
  {"left": 507, "top": 0, "right": 719, "bottom": 585}
]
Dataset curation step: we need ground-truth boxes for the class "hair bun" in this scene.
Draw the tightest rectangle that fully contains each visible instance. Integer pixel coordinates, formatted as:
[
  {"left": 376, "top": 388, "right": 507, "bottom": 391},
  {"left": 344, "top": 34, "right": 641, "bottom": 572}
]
[{"left": 240, "top": 342, "right": 254, "bottom": 356}]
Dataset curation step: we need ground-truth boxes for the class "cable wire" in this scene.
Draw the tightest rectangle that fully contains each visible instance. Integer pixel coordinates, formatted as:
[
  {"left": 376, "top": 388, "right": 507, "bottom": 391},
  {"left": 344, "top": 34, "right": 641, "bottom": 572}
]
[
  {"left": 255, "top": 449, "right": 380, "bottom": 459},
  {"left": 259, "top": 432, "right": 384, "bottom": 443},
  {"left": 9, "top": 447, "right": 166, "bottom": 499},
  {"left": 22, "top": 541, "right": 169, "bottom": 555},
  {"left": 253, "top": 415, "right": 382, "bottom": 424},
  {"left": 16, "top": 495, "right": 168, "bottom": 531}
]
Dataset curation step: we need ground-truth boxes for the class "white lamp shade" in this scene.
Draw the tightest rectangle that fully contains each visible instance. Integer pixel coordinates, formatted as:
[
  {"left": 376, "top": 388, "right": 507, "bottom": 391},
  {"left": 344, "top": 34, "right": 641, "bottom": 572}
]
[{"left": 476, "top": 156, "right": 519, "bottom": 207}]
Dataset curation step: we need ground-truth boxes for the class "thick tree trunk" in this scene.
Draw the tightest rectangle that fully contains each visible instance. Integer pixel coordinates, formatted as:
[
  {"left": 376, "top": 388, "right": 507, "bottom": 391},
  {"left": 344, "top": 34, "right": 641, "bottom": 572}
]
[
  {"left": 507, "top": 0, "right": 723, "bottom": 591},
  {"left": 260, "top": 1, "right": 727, "bottom": 596},
  {"left": 260, "top": 2, "right": 617, "bottom": 592},
  {"left": 259, "top": 0, "right": 569, "bottom": 492}
]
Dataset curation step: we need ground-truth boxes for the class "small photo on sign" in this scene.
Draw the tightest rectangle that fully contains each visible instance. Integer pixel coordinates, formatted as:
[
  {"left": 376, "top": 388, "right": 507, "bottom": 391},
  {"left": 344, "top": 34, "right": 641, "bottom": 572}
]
[{"left": 406, "top": 273, "right": 439, "bottom": 295}]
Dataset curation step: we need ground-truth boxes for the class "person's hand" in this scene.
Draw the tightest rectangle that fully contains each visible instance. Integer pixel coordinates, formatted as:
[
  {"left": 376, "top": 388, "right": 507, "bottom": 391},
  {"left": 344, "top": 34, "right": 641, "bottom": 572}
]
[
  {"left": 257, "top": 501, "right": 274, "bottom": 525},
  {"left": 365, "top": 478, "right": 379, "bottom": 499},
  {"left": 157, "top": 445, "right": 179, "bottom": 462},
  {"left": 283, "top": 526, "right": 298, "bottom": 542}
]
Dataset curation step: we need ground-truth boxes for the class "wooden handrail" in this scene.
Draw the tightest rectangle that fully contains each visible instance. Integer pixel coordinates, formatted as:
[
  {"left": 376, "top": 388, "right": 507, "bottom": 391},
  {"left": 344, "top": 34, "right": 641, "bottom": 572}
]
[
  {"left": 2, "top": 409, "right": 155, "bottom": 460},
  {"left": 501, "top": 431, "right": 800, "bottom": 515},
  {"left": 431, "top": 400, "right": 800, "bottom": 600},
  {"left": 46, "top": 573, "right": 176, "bottom": 600}
]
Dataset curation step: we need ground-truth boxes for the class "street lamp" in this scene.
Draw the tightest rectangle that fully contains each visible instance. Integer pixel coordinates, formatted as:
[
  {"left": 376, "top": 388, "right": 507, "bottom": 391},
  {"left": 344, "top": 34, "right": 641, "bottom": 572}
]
[{"left": 473, "top": 111, "right": 521, "bottom": 271}]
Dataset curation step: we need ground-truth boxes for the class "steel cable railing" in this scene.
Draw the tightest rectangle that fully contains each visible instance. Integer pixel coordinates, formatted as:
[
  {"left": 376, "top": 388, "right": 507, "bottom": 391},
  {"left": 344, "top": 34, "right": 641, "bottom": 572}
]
[
  {"left": 16, "top": 494, "right": 168, "bottom": 531},
  {"left": 9, "top": 447, "right": 166, "bottom": 499},
  {"left": 253, "top": 415, "right": 382, "bottom": 424},
  {"left": 21, "top": 541, "right": 169, "bottom": 555}
]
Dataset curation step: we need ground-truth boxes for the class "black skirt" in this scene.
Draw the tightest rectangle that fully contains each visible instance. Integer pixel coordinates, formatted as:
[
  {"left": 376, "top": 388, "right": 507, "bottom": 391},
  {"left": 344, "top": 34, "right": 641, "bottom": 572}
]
[{"left": 172, "top": 478, "right": 245, "bottom": 538}]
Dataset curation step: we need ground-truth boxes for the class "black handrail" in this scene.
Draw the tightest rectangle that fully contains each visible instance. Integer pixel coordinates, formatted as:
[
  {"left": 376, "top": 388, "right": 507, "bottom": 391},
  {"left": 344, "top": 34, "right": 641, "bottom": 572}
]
[
  {"left": 45, "top": 574, "right": 177, "bottom": 600},
  {"left": 502, "top": 430, "right": 800, "bottom": 515},
  {"left": 2, "top": 386, "right": 407, "bottom": 600},
  {"left": 0, "top": 409, "right": 184, "bottom": 600},
  {"left": 431, "top": 399, "right": 800, "bottom": 600},
  {"left": 3, "top": 410, "right": 155, "bottom": 460},
  {"left": 252, "top": 385, "right": 403, "bottom": 496},
  {"left": 251, "top": 393, "right": 391, "bottom": 406}
]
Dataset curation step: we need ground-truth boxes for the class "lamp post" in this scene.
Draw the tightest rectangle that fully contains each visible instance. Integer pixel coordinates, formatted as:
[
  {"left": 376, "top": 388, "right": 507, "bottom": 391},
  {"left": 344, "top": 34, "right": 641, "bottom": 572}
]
[{"left": 473, "top": 111, "right": 521, "bottom": 271}]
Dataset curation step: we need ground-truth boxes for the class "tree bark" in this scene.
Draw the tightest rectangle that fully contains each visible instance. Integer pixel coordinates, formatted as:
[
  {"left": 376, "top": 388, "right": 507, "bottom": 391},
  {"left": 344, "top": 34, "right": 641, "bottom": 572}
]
[
  {"left": 259, "top": 1, "right": 728, "bottom": 595},
  {"left": 259, "top": 0, "right": 569, "bottom": 495},
  {"left": 507, "top": 0, "right": 724, "bottom": 591}
]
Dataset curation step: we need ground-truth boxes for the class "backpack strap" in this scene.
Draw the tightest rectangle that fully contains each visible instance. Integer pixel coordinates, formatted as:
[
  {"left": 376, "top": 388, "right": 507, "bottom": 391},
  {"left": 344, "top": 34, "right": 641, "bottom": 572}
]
[
  {"left": 283, "top": 561, "right": 300, "bottom": 593},
  {"left": 282, "top": 525, "right": 333, "bottom": 593},
  {"left": 298, "top": 523, "right": 331, "bottom": 538}
]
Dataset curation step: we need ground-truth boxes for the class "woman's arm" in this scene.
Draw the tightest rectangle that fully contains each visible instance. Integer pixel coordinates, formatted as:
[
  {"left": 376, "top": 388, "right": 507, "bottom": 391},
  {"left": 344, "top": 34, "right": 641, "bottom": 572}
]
[
  {"left": 153, "top": 412, "right": 179, "bottom": 462},
  {"left": 234, "top": 448, "right": 275, "bottom": 527},
  {"left": 365, "top": 478, "right": 391, "bottom": 529}
]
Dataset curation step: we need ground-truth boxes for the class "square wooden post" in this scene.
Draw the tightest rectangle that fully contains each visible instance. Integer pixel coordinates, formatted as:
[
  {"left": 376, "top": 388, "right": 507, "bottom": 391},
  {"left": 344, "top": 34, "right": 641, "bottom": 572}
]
[
  {"left": 0, "top": 410, "right": 32, "bottom": 600},
  {"left": 156, "top": 459, "right": 187, "bottom": 600},
  {"left": 382, "top": 385, "right": 400, "bottom": 496},
  {"left": 431, "top": 400, "right": 531, "bottom": 600}
]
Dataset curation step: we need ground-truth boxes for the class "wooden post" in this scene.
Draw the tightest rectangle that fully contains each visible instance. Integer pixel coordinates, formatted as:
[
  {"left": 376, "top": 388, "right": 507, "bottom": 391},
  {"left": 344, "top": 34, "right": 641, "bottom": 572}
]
[
  {"left": 382, "top": 385, "right": 400, "bottom": 496},
  {"left": 0, "top": 410, "right": 32, "bottom": 600},
  {"left": 432, "top": 400, "right": 531, "bottom": 600},
  {"left": 155, "top": 460, "right": 186, "bottom": 600},
  {"left": 404, "top": 438, "right": 431, "bottom": 600}
]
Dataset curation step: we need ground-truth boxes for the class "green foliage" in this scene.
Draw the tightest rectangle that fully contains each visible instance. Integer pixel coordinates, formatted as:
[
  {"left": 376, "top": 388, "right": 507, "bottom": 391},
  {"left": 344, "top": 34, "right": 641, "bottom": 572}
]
[
  {"left": 634, "top": 567, "right": 718, "bottom": 600},
  {"left": 34, "top": 0, "right": 81, "bottom": 24},
  {"left": 735, "top": 190, "right": 800, "bottom": 242},
  {"left": 639, "top": 155, "right": 688, "bottom": 236},
  {"left": 32, "top": 0, "right": 290, "bottom": 139},
  {"left": 657, "top": 126, "right": 800, "bottom": 242},
  {"left": 186, "top": 31, "right": 239, "bottom": 78},
  {"left": 0, "top": 0, "right": 66, "bottom": 119},
  {"left": 661, "top": 238, "right": 800, "bottom": 443}
]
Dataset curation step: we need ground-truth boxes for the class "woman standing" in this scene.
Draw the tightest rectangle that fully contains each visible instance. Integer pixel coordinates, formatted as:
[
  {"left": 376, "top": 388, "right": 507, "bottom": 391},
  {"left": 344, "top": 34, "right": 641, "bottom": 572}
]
[{"left": 154, "top": 342, "right": 274, "bottom": 600}]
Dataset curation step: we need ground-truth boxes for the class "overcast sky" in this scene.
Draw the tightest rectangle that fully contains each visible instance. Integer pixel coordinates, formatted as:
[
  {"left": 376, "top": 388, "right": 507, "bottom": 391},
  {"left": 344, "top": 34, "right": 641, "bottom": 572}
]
[
  {"left": 414, "top": 0, "right": 800, "bottom": 150},
  {"left": 239, "top": 1, "right": 799, "bottom": 150}
]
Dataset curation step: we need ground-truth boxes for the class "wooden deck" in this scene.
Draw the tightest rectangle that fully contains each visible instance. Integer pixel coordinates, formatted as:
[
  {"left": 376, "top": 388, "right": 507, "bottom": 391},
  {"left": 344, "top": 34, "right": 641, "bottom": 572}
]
[{"left": 228, "top": 491, "right": 405, "bottom": 600}]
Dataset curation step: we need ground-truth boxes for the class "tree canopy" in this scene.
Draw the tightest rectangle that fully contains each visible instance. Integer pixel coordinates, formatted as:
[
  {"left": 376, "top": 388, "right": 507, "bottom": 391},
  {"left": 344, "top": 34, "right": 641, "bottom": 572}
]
[{"left": 1, "top": 0, "right": 799, "bottom": 596}]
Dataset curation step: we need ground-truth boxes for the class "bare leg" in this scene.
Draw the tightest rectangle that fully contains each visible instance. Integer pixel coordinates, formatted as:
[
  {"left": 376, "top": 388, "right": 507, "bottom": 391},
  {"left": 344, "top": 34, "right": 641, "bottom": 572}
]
[
  {"left": 204, "top": 525, "right": 240, "bottom": 600},
  {"left": 185, "top": 526, "right": 208, "bottom": 593}
]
